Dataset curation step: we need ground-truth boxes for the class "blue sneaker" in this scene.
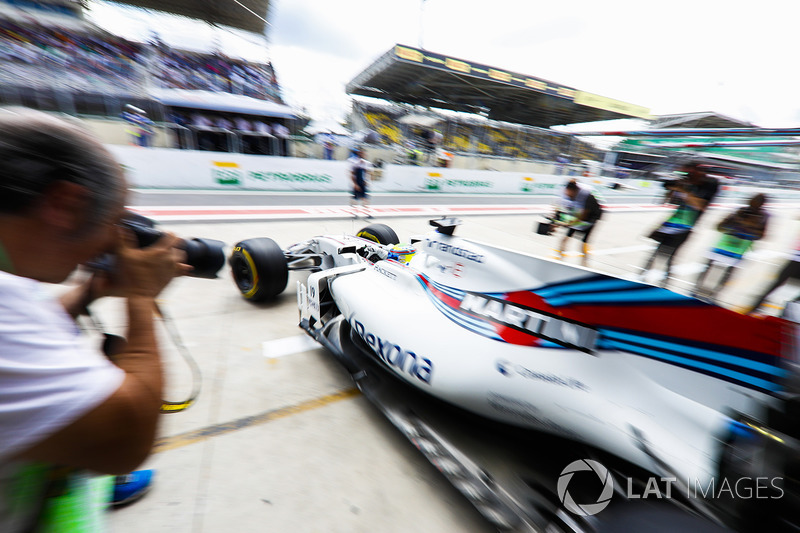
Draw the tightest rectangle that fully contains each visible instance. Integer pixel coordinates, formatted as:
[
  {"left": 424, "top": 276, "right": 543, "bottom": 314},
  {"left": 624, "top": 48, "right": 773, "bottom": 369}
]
[{"left": 112, "top": 469, "right": 154, "bottom": 507}]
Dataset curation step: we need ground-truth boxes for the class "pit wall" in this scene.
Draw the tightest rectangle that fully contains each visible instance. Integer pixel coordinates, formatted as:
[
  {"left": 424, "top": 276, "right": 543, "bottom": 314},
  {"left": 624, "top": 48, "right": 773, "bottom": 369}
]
[{"left": 107, "top": 145, "right": 799, "bottom": 202}]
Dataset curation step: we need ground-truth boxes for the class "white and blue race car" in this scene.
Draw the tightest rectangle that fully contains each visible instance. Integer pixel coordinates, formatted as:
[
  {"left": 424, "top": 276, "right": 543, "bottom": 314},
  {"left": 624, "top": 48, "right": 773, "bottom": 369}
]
[{"left": 229, "top": 218, "right": 800, "bottom": 532}]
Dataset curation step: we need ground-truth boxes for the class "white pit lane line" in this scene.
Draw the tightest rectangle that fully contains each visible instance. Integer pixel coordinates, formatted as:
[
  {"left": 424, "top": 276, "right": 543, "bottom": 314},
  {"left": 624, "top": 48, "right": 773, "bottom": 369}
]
[{"left": 263, "top": 335, "right": 321, "bottom": 359}]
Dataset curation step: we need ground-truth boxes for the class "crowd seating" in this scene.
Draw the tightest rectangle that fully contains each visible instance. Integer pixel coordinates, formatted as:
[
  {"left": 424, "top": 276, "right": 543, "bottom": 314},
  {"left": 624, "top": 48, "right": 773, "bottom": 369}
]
[
  {"left": 0, "top": 17, "right": 145, "bottom": 95},
  {"left": 355, "top": 101, "right": 405, "bottom": 145},
  {"left": 151, "top": 43, "right": 283, "bottom": 103},
  {"left": 351, "top": 101, "right": 604, "bottom": 165},
  {"left": 0, "top": 15, "right": 285, "bottom": 106}
]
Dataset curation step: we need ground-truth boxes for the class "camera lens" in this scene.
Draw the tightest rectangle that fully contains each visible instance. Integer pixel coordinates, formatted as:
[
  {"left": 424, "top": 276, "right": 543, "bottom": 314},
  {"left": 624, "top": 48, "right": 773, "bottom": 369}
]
[
  {"left": 181, "top": 238, "right": 226, "bottom": 279},
  {"left": 111, "top": 212, "right": 226, "bottom": 278}
]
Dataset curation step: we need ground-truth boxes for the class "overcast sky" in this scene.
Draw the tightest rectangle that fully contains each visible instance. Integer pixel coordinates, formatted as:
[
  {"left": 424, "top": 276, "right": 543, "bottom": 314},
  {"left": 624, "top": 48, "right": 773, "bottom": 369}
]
[{"left": 86, "top": 0, "right": 800, "bottom": 127}]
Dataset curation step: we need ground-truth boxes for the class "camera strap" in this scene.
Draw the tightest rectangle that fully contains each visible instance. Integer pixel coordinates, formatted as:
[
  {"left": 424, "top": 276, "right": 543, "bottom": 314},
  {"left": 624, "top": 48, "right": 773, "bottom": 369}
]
[
  {"left": 82, "top": 303, "right": 201, "bottom": 414},
  {"left": 153, "top": 302, "right": 202, "bottom": 413}
]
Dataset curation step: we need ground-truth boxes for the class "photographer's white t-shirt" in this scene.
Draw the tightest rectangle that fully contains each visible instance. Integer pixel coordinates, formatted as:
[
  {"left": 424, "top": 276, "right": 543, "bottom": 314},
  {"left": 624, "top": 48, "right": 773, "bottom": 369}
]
[{"left": 0, "top": 270, "right": 124, "bottom": 531}]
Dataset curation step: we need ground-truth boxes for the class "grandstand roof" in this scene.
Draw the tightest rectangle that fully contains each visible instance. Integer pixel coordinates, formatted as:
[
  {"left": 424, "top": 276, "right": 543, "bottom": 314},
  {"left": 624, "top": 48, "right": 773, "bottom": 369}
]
[
  {"left": 346, "top": 45, "right": 652, "bottom": 129},
  {"left": 646, "top": 112, "right": 756, "bottom": 129},
  {"left": 148, "top": 88, "right": 295, "bottom": 118},
  {"left": 103, "top": 0, "right": 270, "bottom": 34}
]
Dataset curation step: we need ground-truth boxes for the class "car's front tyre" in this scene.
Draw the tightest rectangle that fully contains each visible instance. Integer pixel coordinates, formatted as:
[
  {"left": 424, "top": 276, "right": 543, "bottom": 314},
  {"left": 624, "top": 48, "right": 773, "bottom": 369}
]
[
  {"left": 356, "top": 223, "right": 399, "bottom": 245},
  {"left": 229, "top": 238, "right": 288, "bottom": 301}
]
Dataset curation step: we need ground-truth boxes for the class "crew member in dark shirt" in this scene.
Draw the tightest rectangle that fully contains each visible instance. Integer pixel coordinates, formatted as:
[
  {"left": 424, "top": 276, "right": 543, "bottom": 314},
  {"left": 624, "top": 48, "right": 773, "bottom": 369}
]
[{"left": 641, "top": 161, "right": 720, "bottom": 286}]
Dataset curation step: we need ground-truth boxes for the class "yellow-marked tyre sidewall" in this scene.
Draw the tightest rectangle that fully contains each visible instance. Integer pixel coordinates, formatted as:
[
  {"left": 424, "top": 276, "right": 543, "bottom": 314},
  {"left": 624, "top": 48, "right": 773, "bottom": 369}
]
[
  {"left": 229, "top": 238, "right": 288, "bottom": 302},
  {"left": 238, "top": 248, "right": 261, "bottom": 300},
  {"left": 357, "top": 231, "right": 379, "bottom": 243},
  {"left": 356, "top": 224, "right": 399, "bottom": 245}
]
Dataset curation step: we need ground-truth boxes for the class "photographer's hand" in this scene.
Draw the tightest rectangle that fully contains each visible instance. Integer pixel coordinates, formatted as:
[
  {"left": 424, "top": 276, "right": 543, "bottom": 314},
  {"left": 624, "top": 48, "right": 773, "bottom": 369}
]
[{"left": 115, "top": 228, "right": 192, "bottom": 299}]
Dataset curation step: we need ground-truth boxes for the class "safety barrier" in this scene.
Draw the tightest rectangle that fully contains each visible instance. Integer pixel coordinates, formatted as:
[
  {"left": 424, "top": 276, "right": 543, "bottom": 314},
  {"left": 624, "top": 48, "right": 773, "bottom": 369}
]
[{"left": 107, "top": 145, "right": 800, "bottom": 202}]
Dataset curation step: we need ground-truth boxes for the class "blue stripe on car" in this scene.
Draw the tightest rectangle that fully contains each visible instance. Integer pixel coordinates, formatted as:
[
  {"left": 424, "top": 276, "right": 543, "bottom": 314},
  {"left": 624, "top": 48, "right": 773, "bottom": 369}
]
[{"left": 600, "top": 329, "right": 787, "bottom": 378}]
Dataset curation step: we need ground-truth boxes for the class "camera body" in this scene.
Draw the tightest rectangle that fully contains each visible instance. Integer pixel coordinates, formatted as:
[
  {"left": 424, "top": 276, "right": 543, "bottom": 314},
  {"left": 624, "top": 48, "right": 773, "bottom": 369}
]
[{"left": 91, "top": 212, "right": 226, "bottom": 279}]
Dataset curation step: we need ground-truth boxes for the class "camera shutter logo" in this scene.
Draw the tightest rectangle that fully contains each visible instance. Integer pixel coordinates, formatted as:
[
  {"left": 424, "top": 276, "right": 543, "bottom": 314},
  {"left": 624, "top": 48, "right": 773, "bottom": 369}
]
[{"left": 557, "top": 459, "right": 614, "bottom": 516}]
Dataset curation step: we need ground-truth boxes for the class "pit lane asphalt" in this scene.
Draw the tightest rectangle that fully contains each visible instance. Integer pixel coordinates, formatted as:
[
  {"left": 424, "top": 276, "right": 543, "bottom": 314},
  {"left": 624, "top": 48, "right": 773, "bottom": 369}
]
[{"left": 105, "top": 195, "right": 799, "bottom": 533}]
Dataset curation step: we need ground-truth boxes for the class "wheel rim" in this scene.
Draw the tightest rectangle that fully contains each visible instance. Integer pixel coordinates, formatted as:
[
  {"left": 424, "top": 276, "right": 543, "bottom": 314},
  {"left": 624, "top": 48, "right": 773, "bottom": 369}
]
[{"left": 231, "top": 255, "right": 254, "bottom": 292}]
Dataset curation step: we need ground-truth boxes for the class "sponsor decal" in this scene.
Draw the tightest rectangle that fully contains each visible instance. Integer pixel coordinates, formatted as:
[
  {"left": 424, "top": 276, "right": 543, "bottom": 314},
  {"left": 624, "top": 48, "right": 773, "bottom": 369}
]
[
  {"left": 425, "top": 239, "right": 485, "bottom": 263},
  {"left": 445, "top": 179, "right": 491, "bottom": 188},
  {"left": 212, "top": 162, "right": 242, "bottom": 185},
  {"left": 488, "top": 69, "right": 512, "bottom": 82},
  {"left": 435, "top": 261, "right": 464, "bottom": 277},
  {"left": 520, "top": 180, "right": 558, "bottom": 192},
  {"left": 248, "top": 171, "right": 332, "bottom": 183},
  {"left": 526, "top": 78, "right": 546, "bottom": 91},
  {"left": 374, "top": 264, "right": 397, "bottom": 280},
  {"left": 351, "top": 318, "right": 433, "bottom": 384},
  {"left": 424, "top": 176, "right": 492, "bottom": 190},
  {"left": 495, "top": 359, "right": 589, "bottom": 391},
  {"left": 445, "top": 58, "right": 470, "bottom": 74},
  {"left": 461, "top": 293, "right": 597, "bottom": 352},
  {"left": 486, "top": 393, "right": 578, "bottom": 437},
  {"left": 395, "top": 45, "right": 424, "bottom": 62}
]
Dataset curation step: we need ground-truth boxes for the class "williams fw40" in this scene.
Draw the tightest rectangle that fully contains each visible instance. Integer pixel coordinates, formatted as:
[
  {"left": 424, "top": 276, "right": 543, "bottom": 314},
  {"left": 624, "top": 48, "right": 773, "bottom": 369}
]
[{"left": 230, "top": 218, "right": 800, "bottom": 532}]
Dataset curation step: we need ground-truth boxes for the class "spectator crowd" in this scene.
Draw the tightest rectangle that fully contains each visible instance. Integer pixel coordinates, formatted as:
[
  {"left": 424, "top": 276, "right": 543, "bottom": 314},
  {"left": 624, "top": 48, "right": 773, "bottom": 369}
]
[{"left": 0, "top": 16, "right": 284, "bottom": 106}]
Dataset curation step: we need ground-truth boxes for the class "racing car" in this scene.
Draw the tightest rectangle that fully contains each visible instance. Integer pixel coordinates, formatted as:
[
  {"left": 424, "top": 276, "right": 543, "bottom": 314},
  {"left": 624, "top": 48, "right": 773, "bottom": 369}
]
[{"left": 229, "top": 218, "right": 800, "bottom": 532}]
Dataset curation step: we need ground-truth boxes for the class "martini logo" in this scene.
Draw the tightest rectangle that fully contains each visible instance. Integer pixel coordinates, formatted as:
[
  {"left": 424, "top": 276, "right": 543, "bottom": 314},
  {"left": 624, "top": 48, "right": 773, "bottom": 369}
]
[
  {"left": 460, "top": 293, "right": 597, "bottom": 352},
  {"left": 558, "top": 459, "right": 614, "bottom": 516}
]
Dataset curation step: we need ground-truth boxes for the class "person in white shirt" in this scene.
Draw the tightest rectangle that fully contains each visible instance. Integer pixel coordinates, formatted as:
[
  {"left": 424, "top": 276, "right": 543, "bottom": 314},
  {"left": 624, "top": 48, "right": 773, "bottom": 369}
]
[{"left": 0, "top": 109, "right": 188, "bottom": 532}]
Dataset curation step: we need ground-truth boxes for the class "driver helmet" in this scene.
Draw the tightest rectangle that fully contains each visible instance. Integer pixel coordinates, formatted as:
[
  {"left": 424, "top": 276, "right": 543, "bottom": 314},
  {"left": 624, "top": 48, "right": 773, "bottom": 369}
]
[{"left": 387, "top": 243, "right": 416, "bottom": 264}]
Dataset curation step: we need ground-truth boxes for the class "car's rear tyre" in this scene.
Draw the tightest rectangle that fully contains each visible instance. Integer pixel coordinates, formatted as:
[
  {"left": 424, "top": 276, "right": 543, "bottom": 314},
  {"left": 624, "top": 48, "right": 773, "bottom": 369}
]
[
  {"left": 356, "top": 224, "right": 399, "bottom": 245},
  {"left": 229, "top": 238, "right": 288, "bottom": 301}
]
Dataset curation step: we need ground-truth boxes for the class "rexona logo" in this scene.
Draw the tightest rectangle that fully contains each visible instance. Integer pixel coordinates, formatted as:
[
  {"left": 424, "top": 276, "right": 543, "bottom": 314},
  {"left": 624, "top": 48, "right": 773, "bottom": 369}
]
[
  {"left": 558, "top": 459, "right": 615, "bottom": 516},
  {"left": 351, "top": 319, "right": 433, "bottom": 384}
]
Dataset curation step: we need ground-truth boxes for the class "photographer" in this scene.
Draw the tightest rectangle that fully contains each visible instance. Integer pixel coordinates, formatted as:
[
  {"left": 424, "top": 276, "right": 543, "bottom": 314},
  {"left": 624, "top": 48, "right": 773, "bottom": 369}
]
[
  {"left": 552, "top": 179, "right": 603, "bottom": 266},
  {"left": 0, "top": 110, "right": 189, "bottom": 532},
  {"left": 641, "top": 161, "right": 719, "bottom": 286}
]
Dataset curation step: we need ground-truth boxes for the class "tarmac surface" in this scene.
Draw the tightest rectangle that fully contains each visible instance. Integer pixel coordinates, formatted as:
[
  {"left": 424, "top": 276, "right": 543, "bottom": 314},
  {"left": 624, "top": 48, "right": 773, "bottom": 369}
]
[{"left": 98, "top": 192, "right": 800, "bottom": 533}]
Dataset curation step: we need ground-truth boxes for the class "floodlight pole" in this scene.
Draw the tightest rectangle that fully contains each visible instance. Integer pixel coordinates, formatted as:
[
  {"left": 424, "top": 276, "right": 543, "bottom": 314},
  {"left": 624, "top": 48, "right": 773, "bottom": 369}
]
[{"left": 419, "top": 0, "right": 427, "bottom": 49}]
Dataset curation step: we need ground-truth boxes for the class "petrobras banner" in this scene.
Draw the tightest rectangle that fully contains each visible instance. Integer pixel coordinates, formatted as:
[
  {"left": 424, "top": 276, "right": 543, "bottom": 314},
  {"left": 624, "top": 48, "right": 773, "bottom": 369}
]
[
  {"left": 107, "top": 145, "right": 584, "bottom": 194},
  {"left": 107, "top": 145, "right": 348, "bottom": 191},
  {"left": 105, "top": 145, "right": 800, "bottom": 202}
]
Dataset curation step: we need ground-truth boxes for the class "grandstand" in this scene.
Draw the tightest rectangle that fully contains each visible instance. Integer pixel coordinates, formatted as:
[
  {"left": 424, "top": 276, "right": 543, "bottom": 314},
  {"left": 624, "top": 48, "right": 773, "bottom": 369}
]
[
  {"left": 348, "top": 98, "right": 605, "bottom": 169},
  {"left": 0, "top": 0, "right": 302, "bottom": 153},
  {"left": 344, "top": 44, "right": 648, "bottom": 170},
  {"left": 343, "top": 47, "right": 800, "bottom": 181}
]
